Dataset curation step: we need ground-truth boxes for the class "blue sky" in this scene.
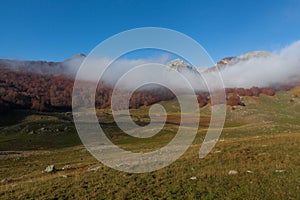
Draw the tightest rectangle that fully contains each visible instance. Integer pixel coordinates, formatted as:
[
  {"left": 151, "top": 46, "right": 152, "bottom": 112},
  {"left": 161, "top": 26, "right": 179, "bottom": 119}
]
[{"left": 0, "top": 0, "right": 300, "bottom": 62}]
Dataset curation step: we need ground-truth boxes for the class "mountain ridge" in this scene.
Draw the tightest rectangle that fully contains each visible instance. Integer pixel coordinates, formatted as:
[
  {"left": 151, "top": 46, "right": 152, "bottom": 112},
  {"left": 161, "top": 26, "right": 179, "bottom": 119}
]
[{"left": 0, "top": 51, "right": 297, "bottom": 112}]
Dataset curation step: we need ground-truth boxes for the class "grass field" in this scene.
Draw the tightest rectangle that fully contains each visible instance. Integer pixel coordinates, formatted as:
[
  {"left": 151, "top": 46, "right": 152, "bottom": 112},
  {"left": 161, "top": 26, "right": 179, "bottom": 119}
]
[{"left": 0, "top": 92, "right": 299, "bottom": 199}]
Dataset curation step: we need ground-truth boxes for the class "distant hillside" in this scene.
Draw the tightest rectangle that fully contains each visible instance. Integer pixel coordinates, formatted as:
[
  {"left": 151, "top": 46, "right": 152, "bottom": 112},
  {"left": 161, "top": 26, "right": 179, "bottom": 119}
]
[
  {"left": 0, "top": 52, "right": 297, "bottom": 112},
  {"left": 0, "top": 67, "right": 178, "bottom": 112}
]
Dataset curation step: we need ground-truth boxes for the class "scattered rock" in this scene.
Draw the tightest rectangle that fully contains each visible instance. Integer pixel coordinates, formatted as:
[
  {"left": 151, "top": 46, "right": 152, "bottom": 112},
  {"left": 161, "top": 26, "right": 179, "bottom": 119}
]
[
  {"left": 61, "top": 175, "right": 68, "bottom": 178},
  {"left": 190, "top": 176, "right": 197, "bottom": 180},
  {"left": 246, "top": 170, "right": 254, "bottom": 174},
  {"left": 44, "top": 165, "right": 56, "bottom": 173},
  {"left": 228, "top": 170, "right": 238, "bottom": 175},
  {"left": 275, "top": 169, "right": 285, "bottom": 173},
  {"left": 14, "top": 157, "right": 21, "bottom": 161},
  {"left": 1, "top": 178, "right": 12, "bottom": 184},
  {"left": 62, "top": 165, "right": 72, "bottom": 170},
  {"left": 87, "top": 166, "right": 101, "bottom": 172}
]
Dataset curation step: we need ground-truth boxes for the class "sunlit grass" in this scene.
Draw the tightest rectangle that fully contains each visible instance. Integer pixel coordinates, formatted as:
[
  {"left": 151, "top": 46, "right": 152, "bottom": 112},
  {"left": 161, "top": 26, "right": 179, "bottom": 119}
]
[{"left": 0, "top": 91, "right": 300, "bottom": 199}]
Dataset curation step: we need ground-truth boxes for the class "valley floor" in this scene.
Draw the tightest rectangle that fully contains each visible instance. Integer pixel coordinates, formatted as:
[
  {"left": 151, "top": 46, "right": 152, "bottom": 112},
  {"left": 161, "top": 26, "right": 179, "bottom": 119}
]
[{"left": 0, "top": 92, "right": 300, "bottom": 199}]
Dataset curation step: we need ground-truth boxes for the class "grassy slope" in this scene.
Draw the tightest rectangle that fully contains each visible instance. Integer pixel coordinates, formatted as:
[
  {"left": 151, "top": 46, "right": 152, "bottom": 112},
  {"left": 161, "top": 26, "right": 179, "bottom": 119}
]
[{"left": 0, "top": 92, "right": 299, "bottom": 199}]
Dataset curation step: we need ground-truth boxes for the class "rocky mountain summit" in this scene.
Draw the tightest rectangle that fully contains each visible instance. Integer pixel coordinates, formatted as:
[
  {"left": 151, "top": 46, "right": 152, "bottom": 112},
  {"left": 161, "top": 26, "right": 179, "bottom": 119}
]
[
  {"left": 167, "top": 59, "right": 191, "bottom": 70},
  {"left": 214, "top": 51, "right": 272, "bottom": 69},
  {"left": 166, "top": 51, "right": 274, "bottom": 74},
  {"left": 166, "top": 58, "right": 203, "bottom": 73}
]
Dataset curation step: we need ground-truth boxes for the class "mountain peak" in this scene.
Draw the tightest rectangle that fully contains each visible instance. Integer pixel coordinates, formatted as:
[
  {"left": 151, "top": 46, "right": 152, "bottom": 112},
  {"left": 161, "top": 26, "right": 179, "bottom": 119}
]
[
  {"left": 237, "top": 51, "right": 272, "bottom": 60},
  {"left": 167, "top": 59, "right": 191, "bottom": 70},
  {"left": 63, "top": 53, "right": 86, "bottom": 63},
  {"left": 70, "top": 53, "right": 86, "bottom": 59},
  {"left": 216, "top": 51, "right": 273, "bottom": 67}
]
